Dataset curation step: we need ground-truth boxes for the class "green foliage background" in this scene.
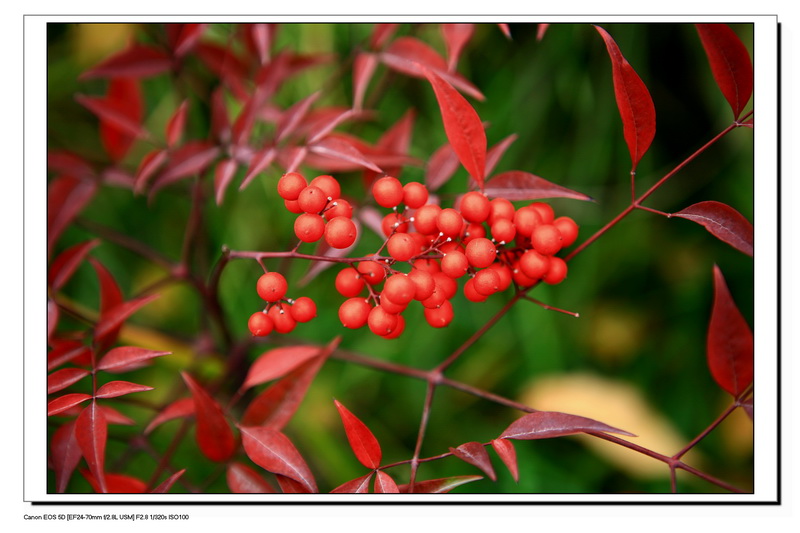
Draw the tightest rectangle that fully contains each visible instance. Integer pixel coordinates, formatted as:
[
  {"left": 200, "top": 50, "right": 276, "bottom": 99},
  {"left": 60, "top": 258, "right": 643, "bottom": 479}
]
[{"left": 47, "top": 22, "right": 754, "bottom": 494}]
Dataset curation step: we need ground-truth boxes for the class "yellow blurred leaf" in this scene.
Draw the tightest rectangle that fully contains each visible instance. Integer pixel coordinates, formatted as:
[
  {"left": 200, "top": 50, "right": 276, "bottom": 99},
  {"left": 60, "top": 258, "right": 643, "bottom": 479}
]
[{"left": 71, "top": 24, "right": 138, "bottom": 67}]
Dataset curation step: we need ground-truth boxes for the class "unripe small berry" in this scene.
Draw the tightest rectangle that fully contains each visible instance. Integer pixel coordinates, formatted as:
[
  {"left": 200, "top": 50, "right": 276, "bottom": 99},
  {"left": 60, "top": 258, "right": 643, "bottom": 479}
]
[
  {"left": 488, "top": 198, "right": 515, "bottom": 224},
  {"left": 248, "top": 311, "right": 274, "bottom": 336},
  {"left": 257, "top": 272, "right": 287, "bottom": 302},
  {"left": 294, "top": 213, "right": 325, "bottom": 242},
  {"left": 290, "top": 296, "right": 317, "bottom": 323},
  {"left": 382, "top": 212, "right": 409, "bottom": 236},
  {"left": 373, "top": 176, "right": 404, "bottom": 208},
  {"left": 383, "top": 274, "right": 416, "bottom": 306},
  {"left": 310, "top": 174, "right": 341, "bottom": 200},
  {"left": 436, "top": 208, "right": 464, "bottom": 238},
  {"left": 368, "top": 305, "right": 399, "bottom": 336},
  {"left": 268, "top": 304, "right": 296, "bottom": 334},
  {"left": 277, "top": 172, "right": 307, "bottom": 201},
  {"left": 335, "top": 268, "right": 365, "bottom": 297},
  {"left": 441, "top": 250, "right": 470, "bottom": 279},
  {"left": 543, "top": 257, "right": 568, "bottom": 285},
  {"left": 473, "top": 268, "right": 501, "bottom": 296},
  {"left": 530, "top": 202, "right": 555, "bottom": 224},
  {"left": 324, "top": 199, "right": 353, "bottom": 220},
  {"left": 297, "top": 185, "right": 328, "bottom": 213},
  {"left": 324, "top": 216, "right": 358, "bottom": 249},
  {"left": 413, "top": 204, "right": 442, "bottom": 235},
  {"left": 387, "top": 232, "right": 417, "bottom": 262},
  {"left": 532, "top": 224, "right": 563, "bottom": 256},
  {"left": 460, "top": 191, "right": 491, "bottom": 223},
  {"left": 339, "top": 298, "right": 371, "bottom": 329},
  {"left": 465, "top": 237, "right": 497, "bottom": 269},
  {"left": 424, "top": 300, "right": 454, "bottom": 328},
  {"left": 519, "top": 250, "right": 550, "bottom": 280},
  {"left": 513, "top": 205, "right": 542, "bottom": 237},
  {"left": 553, "top": 216, "right": 579, "bottom": 247},
  {"left": 402, "top": 182, "right": 429, "bottom": 209},
  {"left": 357, "top": 261, "right": 386, "bottom": 285}
]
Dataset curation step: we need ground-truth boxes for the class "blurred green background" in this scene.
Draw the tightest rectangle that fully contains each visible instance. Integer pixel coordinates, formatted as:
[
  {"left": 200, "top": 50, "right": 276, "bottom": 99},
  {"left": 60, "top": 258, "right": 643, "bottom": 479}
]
[{"left": 47, "top": 22, "right": 754, "bottom": 494}]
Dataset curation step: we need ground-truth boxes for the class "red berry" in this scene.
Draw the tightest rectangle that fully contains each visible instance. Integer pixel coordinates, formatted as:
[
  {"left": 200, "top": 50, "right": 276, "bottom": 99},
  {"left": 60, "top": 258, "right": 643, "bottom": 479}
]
[
  {"left": 310, "top": 174, "right": 341, "bottom": 200},
  {"left": 463, "top": 222, "right": 487, "bottom": 244},
  {"left": 373, "top": 176, "right": 404, "bottom": 208},
  {"left": 324, "top": 199, "right": 353, "bottom": 220},
  {"left": 387, "top": 232, "right": 418, "bottom": 262},
  {"left": 277, "top": 172, "right": 307, "bottom": 201},
  {"left": 460, "top": 191, "right": 491, "bottom": 223},
  {"left": 290, "top": 296, "right": 317, "bottom": 323},
  {"left": 463, "top": 278, "right": 487, "bottom": 303},
  {"left": 424, "top": 300, "right": 454, "bottom": 328},
  {"left": 413, "top": 258, "right": 441, "bottom": 273},
  {"left": 421, "top": 284, "right": 447, "bottom": 309},
  {"left": 513, "top": 205, "right": 542, "bottom": 237},
  {"left": 532, "top": 224, "right": 562, "bottom": 256},
  {"left": 294, "top": 213, "right": 325, "bottom": 242},
  {"left": 519, "top": 250, "right": 550, "bottom": 279},
  {"left": 530, "top": 202, "right": 555, "bottom": 224},
  {"left": 512, "top": 260, "right": 538, "bottom": 288},
  {"left": 553, "top": 216, "right": 579, "bottom": 247},
  {"left": 441, "top": 250, "right": 470, "bottom": 279},
  {"left": 268, "top": 304, "right": 296, "bottom": 334},
  {"left": 436, "top": 208, "right": 464, "bottom": 238},
  {"left": 543, "top": 257, "right": 568, "bottom": 285},
  {"left": 297, "top": 185, "right": 328, "bottom": 213},
  {"left": 488, "top": 262, "right": 513, "bottom": 291},
  {"left": 491, "top": 218, "right": 516, "bottom": 244},
  {"left": 357, "top": 261, "right": 386, "bottom": 285},
  {"left": 368, "top": 305, "right": 399, "bottom": 336},
  {"left": 488, "top": 198, "right": 515, "bottom": 224},
  {"left": 383, "top": 274, "right": 416, "bottom": 305},
  {"left": 413, "top": 204, "right": 442, "bottom": 235},
  {"left": 438, "top": 241, "right": 461, "bottom": 255},
  {"left": 284, "top": 199, "right": 303, "bottom": 214},
  {"left": 335, "top": 268, "right": 365, "bottom": 297},
  {"left": 324, "top": 216, "right": 358, "bottom": 249},
  {"left": 257, "top": 272, "right": 287, "bottom": 302},
  {"left": 432, "top": 272, "right": 458, "bottom": 300},
  {"left": 339, "top": 298, "right": 371, "bottom": 329},
  {"left": 465, "top": 237, "right": 497, "bottom": 269},
  {"left": 248, "top": 311, "right": 274, "bottom": 336},
  {"left": 383, "top": 314, "right": 406, "bottom": 339},
  {"left": 472, "top": 268, "right": 501, "bottom": 296},
  {"left": 379, "top": 293, "right": 408, "bottom": 314},
  {"left": 382, "top": 212, "right": 409, "bottom": 236},
  {"left": 402, "top": 182, "right": 429, "bottom": 209},
  {"left": 408, "top": 268, "right": 436, "bottom": 301}
]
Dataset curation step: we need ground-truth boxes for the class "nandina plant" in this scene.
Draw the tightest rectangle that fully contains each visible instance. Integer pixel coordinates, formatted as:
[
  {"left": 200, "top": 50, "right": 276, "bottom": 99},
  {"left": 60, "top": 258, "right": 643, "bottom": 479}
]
[{"left": 46, "top": 22, "right": 754, "bottom": 495}]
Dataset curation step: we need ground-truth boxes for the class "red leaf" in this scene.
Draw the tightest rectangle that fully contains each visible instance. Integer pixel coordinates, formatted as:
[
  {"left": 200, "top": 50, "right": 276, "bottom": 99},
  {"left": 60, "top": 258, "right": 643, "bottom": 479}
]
[
  {"left": 50, "top": 420, "right": 82, "bottom": 493},
  {"left": 499, "top": 411, "right": 636, "bottom": 440},
  {"left": 537, "top": 24, "right": 550, "bottom": 41},
  {"left": 309, "top": 136, "right": 382, "bottom": 173},
  {"left": 353, "top": 52, "right": 378, "bottom": 111},
  {"left": 381, "top": 37, "right": 484, "bottom": 101},
  {"left": 696, "top": 24, "right": 753, "bottom": 119},
  {"left": 76, "top": 92, "right": 148, "bottom": 143},
  {"left": 449, "top": 441, "right": 496, "bottom": 481},
  {"left": 276, "top": 91, "right": 321, "bottom": 142},
  {"left": 425, "top": 69, "right": 486, "bottom": 187},
  {"left": 88, "top": 258, "right": 124, "bottom": 349},
  {"left": 75, "top": 402, "right": 107, "bottom": 493},
  {"left": 498, "top": 24, "right": 511, "bottom": 39},
  {"left": 195, "top": 42, "right": 249, "bottom": 101},
  {"left": 94, "top": 294, "right": 160, "bottom": 345},
  {"left": 211, "top": 87, "right": 231, "bottom": 142},
  {"left": 227, "top": 462, "right": 278, "bottom": 493},
  {"left": 334, "top": 399, "right": 382, "bottom": 469},
  {"left": 275, "top": 475, "right": 311, "bottom": 493},
  {"left": 215, "top": 158, "right": 240, "bottom": 204},
  {"left": 707, "top": 265, "right": 753, "bottom": 397},
  {"left": 98, "top": 405, "right": 135, "bottom": 425},
  {"left": 595, "top": 26, "right": 656, "bottom": 172},
  {"left": 331, "top": 472, "right": 373, "bottom": 494},
  {"left": 239, "top": 149, "right": 274, "bottom": 192},
  {"left": 48, "top": 340, "right": 91, "bottom": 371},
  {"left": 363, "top": 109, "right": 416, "bottom": 184},
  {"left": 150, "top": 141, "right": 221, "bottom": 195},
  {"left": 425, "top": 142, "right": 460, "bottom": 192},
  {"left": 374, "top": 471, "right": 400, "bottom": 493},
  {"left": 97, "top": 346, "right": 169, "bottom": 373},
  {"left": 242, "top": 337, "right": 338, "bottom": 428},
  {"left": 239, "top": 426, "right": 318, "bottom": 493},
  {"left": 370, "top": 24, "right": 399, "bottom": 50},
  {"left": 357, "top": 206, "right": 385, "bottom": 239},
  {"left": 166, "top": 24, "right": 207, "bottom": 59},
  {"left": 671, "top": 201, "right": 753, "bottom": 256},
  {"left": 83, "top": 471, "right": 147, "bottom": 493},
  {"left": 307, "top": 109, "right": 362, "bottom": 145},
  {"left": 48, "top": 239, "right": 100, "bottom": 291},
  {"left": 181, "top": 373, "right": 237, "bottom": 462},
  {"left": 145, "top": 397, "right": 195, "bottom": 434},
  {"left": 48, "top": 150, "right": 95, "bottom": 180},
  {"left": 98, "top": 78, "right": 145, "bottom": 162},
  {"left": 134, "top": 148, "right": 168, "bottom": 194},
  {"left": 80, "top": 44, "right": 171, "bottom": 80},
  {"left": 484, "top": 134, "right": 518, "bottom": 177},
  {"left": 242, "top": 345, "right": 322, "bottom": 391},
  {"left": 280, "top": 145, "right": 308, "bottom": 174},
  {"left": 441, "top": 24, "right": 475, "bottom": 71},
  {"left": 48, "top": 368, "right": 90, "bottom": 395},
  {"left": 490, "top": 438, "right": 519, "bottom": 482},
  {"left": 48, "top": 299, "right": 59, "bottom": 340},
  {"left": 166, "top": 100, "right": 189, "bottom": 148},
  {"left": 399, "top": 475, "right": 483, "bottom": 494},
  {"left": 95, "top": 380, "right": 154, "bottom": 399},
  {"left": 248, "top": 24, "right": 273, "bottom": 65},
  {"left": 47, "top": 176, "right": 97, "bottom": 257},
  {"left": 741, "top": 396, "right": 754, "bottom": 421},
  {"left": 483, "top": 171, "right": 593, "bottom": 202},
  {"left": 48, "top": 393, "right": 92, "bottom": 416},
  {"left": 150, "top": 469, "right": 187, "bottom": 493}
]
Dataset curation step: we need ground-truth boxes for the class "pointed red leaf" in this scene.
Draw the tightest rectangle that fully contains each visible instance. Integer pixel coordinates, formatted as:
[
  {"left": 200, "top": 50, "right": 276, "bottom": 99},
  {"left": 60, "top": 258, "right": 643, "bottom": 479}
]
[
  {"left": 280, "top": 145, "right": 308, "bottom": 174},
  {"left": 88, "top": 257, "right": 124, "bottom": 348},
  {"left": 357, "top": 206, "right": 385, "bottom": 239},
  {"left": 76, "top": 92, "right": 148, "bottom": 143},
  {"left": 500, "top": 410, "right": 636, "bottom": 440},
  {"left": 75, "top": 401, "right": 107, "bottom": 493},
  {"left": 707, "top": 265, "right": 753, "bottom": 397},
  {"left": 298, "top": 218, "right": 362, "bottom": 286},
  {"left": 248, "top": 24, "right": 273, "bottom": 65},
  {"left": 214, "top": 158, "right": 239, "bottom": 204},
  {"left": 227, "top": 462, "right": 277, "bottom": 493},
  {"left": 195, "top": 42, "right": 249, "bottom": 101},
  {"left": 307, "top": 109, "right": 361, "bottom": 145},
  {"left": 490, "top": 438, "right": 519, "bottom": 482},
  {"left": 239, "top": 426, "right": 317, "bottom": 493},
  {"left": 425, "top": 69, "right": 486, "bottom": 187},
  {"left": 94, "top": 294, "right": 160, "bottom": 344},
  {"left": 363, "top": 109, "right": 416, "bottom": 184},
  {"left": 48, "top": 393, "right": 92, "bottom": 416},
  {"left": 537, "top": 24, "right": 550, "bottom": 41},
  {"left": 48, "top": 340, "right": 91, "bottom": 371},
  {"left": 97, "top": 346, "right": 169, "bottom": 373},
  {"left": 95, "top": 380, "right": 154, "bottom": 399},
  {"left": 309, "top": 136, "right": 382, "bottom": 173},
  {"left": 353, "top": 52, "right": 378, "bottom": 111},
  {"left": 484, "top": 134, "right": 518, "bottom": 177},
  {"left": 273, "top": 475, "right": 310, "bottom": 493},
  {"left": 98, "top": 405, "right": 135, "bottom": 425},
  {"left": 399, "top": 475, "right": 483, "bottom": 494},
  {"left": 150, "top": 141, "right": 221, "bottom": 196},
  {"left": 166, "top": 24, "right": 207, "bottom": 59},
  {"left": 48, "top": 299, "right": 59, "bottom": 340},
  {"left": 498, "top": 24, "right": 511, "bottom": 39},
  {"left": 134, "top": 148, "right": 168, "bottom": 194},
  {"left": 370, "top": 24, "right": 399, "bottom": 50},
  {"left": 242, "top": 345, "right": 322, "bottom": 391},
  {"left": 449, "top": 441, "right": 496, "bottom": 481},
  {"left": 99, "top": 78, "right": 145, "bottom": 162},
  {"left": 331, "top": 472, "right": 373, "bottom": 494},
  {"left": 425, "top": 142, "right": 460, "bottom": 192},
  {"left": 595, "top": 26, "right": 656, "bottom": 172},
  {"left": 48, "top": 368, "right": 90, "bottom": 395},
  {"left": 211, "top": 87, "right": 231, "bottom": 142},
  {"left": 80, "top": 44, "right": 171, "bottom": 80},
  {"left": 50, "top": 420, "right": 82, "bottom": 493},
  {"left": 696, "top": 24, "right": 753, "bottom": 119},
  {"left": 334, "top": 399, "right": 382, "bottom": 469},
  {"left": 240, "top": 149, "right": 274, "bottom": 192},
  {"left": 242, "top": 337, "right": 338, "bottom": 428},
  {"left": 672, "top": 201, "right": 753, "bottom": 256},
  {"left": 145, "top": 397, "right": 195, "bottom": 434},
  {"left": 181, "top": 373, "right": 236, "bottom": 462},
  {"left": 441, "top": 24, "right": 475, "bottom": 71},
  {"left": 166, "top": 100, "right": 189, "bottom": 148},
  {"left": 483, "top": 171, "right": 592, "bottom": 201},
  {"left": 276, "top": 91, "right": 321, "bottom": 142},
  {"left": 47, "top": 176, "right": 97, "bottom": 256},
  {"left": 48, "top": 239, "right": 100, "bottom": 291},
  {"left": 83, "top": 471, "right": 147, "bottom": 493},
  {"left": 150, "top": 469, "right": 187, "bottom": 493},
  {"left": 374, "top": 471, "right": 400, "bottom": 493},
  {"left": 48, "top": 150, "right": 95, "bottom": 180}
]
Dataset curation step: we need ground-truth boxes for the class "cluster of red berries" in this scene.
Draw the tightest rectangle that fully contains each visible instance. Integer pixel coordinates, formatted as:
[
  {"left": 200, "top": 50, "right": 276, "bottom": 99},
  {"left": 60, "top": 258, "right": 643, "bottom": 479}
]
[
  {"left": 247, "top": 272, "right": 317, "bottom": 336},
  {"left": 331, "top": 176, "right": 579, "bottom": 339},
  {"left": 278, "top": 172, "right": 358, "bottom": 249}
]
